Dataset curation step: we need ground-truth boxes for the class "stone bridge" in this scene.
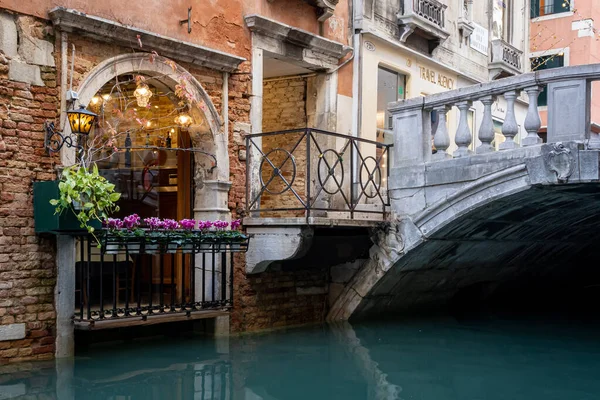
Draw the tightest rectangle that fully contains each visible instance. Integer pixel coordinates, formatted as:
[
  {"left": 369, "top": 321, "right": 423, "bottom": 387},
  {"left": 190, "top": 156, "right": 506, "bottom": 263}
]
[{"left": 328, "top": 64, "right": 600, "bottom": 321}]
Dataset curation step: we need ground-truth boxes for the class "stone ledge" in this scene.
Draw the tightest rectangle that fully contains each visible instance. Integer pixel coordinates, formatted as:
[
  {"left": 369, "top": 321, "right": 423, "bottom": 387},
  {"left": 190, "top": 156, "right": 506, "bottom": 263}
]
[
  {"left": 244, "top": 14, "right": 351, "bottom": 65},
  {"left": 49, "top": 7, "right": 245, "bottom": 72}
]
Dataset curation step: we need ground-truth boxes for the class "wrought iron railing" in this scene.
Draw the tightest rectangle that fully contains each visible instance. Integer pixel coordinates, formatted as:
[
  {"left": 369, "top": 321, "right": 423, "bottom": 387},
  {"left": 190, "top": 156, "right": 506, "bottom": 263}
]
[
  {"left": 74, "top": 234, "right": 248, "bottom": 326},
  {"left": 246, "top": 128, "right": 392, "bottom": 219}
]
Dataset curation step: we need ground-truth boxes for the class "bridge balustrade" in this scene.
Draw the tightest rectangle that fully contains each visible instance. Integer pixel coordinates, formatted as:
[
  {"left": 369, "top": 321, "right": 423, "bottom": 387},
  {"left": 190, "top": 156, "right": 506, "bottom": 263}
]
[{"left": 388, "top": 64, "right": 600, "bottom": 166}]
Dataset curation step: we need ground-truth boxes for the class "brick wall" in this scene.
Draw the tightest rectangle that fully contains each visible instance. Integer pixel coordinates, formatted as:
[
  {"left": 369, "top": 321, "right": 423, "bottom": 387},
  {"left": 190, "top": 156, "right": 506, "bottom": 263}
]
[
  {"left": 0, "top": 12, "right": 59, "bottom": 363},
  {"left": 231, "top": 253, "right": 328, "bottom": 332},
  {"left": 0, "top": 9, "right": 330, "bottom": 362},
  {"left": 260, "top": 77, "right": 307, "bottom": 217}
]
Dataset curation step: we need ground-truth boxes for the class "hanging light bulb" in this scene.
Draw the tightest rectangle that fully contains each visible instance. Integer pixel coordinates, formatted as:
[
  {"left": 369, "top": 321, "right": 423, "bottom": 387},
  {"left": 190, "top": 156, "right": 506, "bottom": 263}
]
[
  {"left": 101, "top": 94, "right": 112, "bottom": 102},
  {"left": 134, "top": 83, "right": 153, "bottom": 107},
  {"left": 175, "top": 114, "right": 193, "bottom": 127}
]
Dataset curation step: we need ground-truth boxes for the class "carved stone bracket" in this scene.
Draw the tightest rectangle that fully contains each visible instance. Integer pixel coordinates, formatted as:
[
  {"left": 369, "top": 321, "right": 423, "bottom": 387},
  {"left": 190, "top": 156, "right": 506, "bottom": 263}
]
[{"left": 544, "top": 142, "right": 576, "bottom": 183}]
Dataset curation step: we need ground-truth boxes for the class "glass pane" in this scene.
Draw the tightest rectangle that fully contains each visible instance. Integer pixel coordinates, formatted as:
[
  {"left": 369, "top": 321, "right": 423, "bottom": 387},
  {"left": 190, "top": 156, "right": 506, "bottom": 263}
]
[{"left": 377, "top": 67, "right": 405, "bottom": 131}]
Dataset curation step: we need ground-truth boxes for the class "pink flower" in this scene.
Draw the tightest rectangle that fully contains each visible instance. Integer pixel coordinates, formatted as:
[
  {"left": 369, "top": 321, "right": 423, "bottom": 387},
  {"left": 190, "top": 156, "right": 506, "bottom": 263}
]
[
  {"left": 144, "top": 217, "right": 163, "bottom": 230},
  {"left": 163, "top": 219, "right": 180, "bottom": 230},
  {"left": 198, "top": 220, "right": 213, "bottom": 232},
  {"left": 123, "top": 214, "right": 141, "bottom": 230},
  {"left": 104, "top": 218, "right": 123, "bottom": 231},
  {"left": 213, "top": 220, "right": 229, "bottom": 230},
  {"left": 231, "top": 219, "right": 241, "bottom": 230},
  {"left": 180, "top": 219, "right": 196, "bottom": 230}
]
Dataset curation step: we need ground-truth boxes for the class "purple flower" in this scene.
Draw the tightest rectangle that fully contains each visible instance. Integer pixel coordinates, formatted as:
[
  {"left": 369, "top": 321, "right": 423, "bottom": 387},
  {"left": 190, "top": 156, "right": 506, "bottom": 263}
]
[
  {"left": 213, "top": 220, "right": 229, "bottom": 230},
  {"left": 180, "top": 219, "right": 196, "bottom": 231},
  {"left": 104, "top": 218, "right": 123, "bottom": 231},
  {"left": 198, "top": 220, "right": 213, "bottom": 232},
  {"left": 231, "top": 219, "right": 241, "bottom": 230},
  {"left": 123, "top": 214, "right": 141, "bottom": 230},
  {"left": 144, "top": 217, "right": 163, "bottom": 231},
  {"left": 163, "top": 219, "right": 180, "bottom": 230}
]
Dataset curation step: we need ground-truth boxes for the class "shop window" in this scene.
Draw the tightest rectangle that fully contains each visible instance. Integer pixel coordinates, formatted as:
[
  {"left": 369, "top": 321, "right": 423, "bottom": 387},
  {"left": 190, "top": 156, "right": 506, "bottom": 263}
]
[
  {"left": 531, "top": 0, "right": 570, "bottom": 18},
  {"left": 531, "top": 54, "right": 564, "bottom": 106},
  {"left": 376, "top": 67, "right": 406, "bottom": 132}
]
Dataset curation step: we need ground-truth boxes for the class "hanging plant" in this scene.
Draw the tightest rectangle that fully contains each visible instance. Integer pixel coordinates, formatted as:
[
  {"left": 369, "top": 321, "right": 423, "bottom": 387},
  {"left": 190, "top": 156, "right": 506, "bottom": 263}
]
[{"left": 49, "top": 164, "right": 121, "bottom": 240}]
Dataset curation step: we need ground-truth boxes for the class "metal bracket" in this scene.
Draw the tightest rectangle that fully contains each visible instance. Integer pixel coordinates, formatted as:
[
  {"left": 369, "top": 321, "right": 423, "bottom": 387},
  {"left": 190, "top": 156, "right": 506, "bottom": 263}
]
[{"left": 179, "top": 7, "right": 192, "bottom": 34}]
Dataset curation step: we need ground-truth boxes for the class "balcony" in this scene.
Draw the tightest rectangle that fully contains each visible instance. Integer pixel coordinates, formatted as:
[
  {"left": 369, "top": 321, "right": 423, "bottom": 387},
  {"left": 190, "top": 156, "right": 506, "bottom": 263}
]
[
  {"left": 244, "top": 129, "right": 392, "bottom": 273},
  {"left": 397, "top": 0, "right": 450, "bottom": 52},
  {"left": 489, "top": 39, "right": 524, "bottom": 79},
  {"left": 73, "top": 233, "right": 248, "bottom": 330}
]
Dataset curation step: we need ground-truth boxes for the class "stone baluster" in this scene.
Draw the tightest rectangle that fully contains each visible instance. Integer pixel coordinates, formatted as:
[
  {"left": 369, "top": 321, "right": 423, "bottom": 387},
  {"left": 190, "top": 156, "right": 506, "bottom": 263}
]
[
  {"left": 432, "top": 105, "right": 451, "bottom": 160},
  {"left": 522, "top": 86, "right": 543, "bottom": 146},
  {"left": 453, "top": 100, "right": 473, "bottom": 157},
  {"left": 499, "top": 90, "right": 518, "bottom": 150},
  {"left": 477, "top": 95, "right": 495, "bottom": 153}
]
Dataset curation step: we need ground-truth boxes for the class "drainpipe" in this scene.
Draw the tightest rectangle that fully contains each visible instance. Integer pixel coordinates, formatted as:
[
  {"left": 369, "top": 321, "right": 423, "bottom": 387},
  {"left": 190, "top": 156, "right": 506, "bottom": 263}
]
[{"left": 351, "top": 0, "right": 363, "bottom": 203}]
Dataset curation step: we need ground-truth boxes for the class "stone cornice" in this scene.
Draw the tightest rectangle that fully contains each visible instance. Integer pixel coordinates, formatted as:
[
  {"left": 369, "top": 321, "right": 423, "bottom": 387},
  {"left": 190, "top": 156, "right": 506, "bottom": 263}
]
[
  {"left": 49, "top": 7, "right": 246, "bottom": 72},
  {"left": 244, "top": 14, "right": 351, "bottom": 61}
]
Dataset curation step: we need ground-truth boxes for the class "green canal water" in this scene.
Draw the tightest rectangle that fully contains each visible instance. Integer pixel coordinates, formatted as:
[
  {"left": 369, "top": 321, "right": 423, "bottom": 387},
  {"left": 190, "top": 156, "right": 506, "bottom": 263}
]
[{"left": 2, "top": 316, "right": 600, "bottom": 399}]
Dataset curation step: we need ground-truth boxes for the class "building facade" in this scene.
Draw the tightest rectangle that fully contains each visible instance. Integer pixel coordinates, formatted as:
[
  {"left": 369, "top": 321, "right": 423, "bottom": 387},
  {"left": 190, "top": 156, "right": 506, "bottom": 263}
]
[
  {"left": 0, "top": 0, "right": 537, "bottom": 364},
  {"left": 357, "top": 0, "right": 530, "bottom": 157},
  {"left": 530, "top": 0, "right": 600, "bottom": 135},
  {"left": 0, "top": 0, "right": 354, "bottom": 363}
]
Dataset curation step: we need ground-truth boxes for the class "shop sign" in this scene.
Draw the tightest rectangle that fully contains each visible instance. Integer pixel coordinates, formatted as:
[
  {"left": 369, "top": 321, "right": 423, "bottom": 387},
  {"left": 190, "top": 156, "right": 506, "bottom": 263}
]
[
  {"left": 470, "top": 22, "right": 489, "bottom": 55},
  {"left": 419, "top": 66, "right": 454, "bottom": 89}
]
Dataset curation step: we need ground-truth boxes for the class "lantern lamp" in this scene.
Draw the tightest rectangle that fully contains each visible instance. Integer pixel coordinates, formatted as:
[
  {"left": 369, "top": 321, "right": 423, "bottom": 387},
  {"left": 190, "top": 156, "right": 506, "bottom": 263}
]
[
  {"left": 134, "top": 83, "right": 153, "bottom": 107},
  {"left": 175, "top": 114, "right": 193, "bottom": 127},
  {"left": 67, "top": 105, "right": 97, "bottom": 135},
  {"left": 44, "top": 105, "right": 97, "bottom": 154}
]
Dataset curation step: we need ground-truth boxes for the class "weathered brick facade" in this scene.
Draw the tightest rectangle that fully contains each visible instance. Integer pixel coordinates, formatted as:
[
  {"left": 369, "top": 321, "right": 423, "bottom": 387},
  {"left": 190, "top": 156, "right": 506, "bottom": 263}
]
[
  {"left": 0, "top": 13, "right": 59, "bottom": 364},
  {"left": 0, "top": 0, "right": 345, "bottom": 362},
  {"left": 260, "top": 77, "right": 307, "bottom": 217}
]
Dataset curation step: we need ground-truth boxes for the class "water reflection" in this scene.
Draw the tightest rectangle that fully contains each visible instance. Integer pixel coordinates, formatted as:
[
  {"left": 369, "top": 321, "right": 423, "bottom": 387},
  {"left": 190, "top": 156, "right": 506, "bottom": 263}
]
[{"left": 2, "top": 316, "right": 600, "bottom": 400}]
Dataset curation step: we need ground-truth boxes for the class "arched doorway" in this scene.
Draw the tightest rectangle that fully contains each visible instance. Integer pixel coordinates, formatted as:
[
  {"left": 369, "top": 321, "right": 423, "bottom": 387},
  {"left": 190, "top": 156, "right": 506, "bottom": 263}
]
[{"left": 61, "top": 54, "right": 232, "bottom": 331}]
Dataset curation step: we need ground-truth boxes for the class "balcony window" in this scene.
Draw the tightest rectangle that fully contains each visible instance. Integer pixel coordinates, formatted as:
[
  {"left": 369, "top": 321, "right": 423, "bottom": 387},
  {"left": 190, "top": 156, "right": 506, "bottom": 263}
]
[
  {"left": 531, "top": 0, "right": 570, "bottom": 18},
  {"left": 531, "top": 54, "right": 564, "bottom": 106}
]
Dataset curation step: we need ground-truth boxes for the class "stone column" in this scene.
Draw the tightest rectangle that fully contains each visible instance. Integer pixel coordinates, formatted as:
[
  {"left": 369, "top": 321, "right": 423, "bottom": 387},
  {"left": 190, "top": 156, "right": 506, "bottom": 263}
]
[
  {"left": 522, "top": 86, "right": 543, "bottom": 146},
  {"left": 432, "top": 105, "right": 451, "bottom": 160},
  {"left": 500, "top": 91, "right": 519, "bottom": 150},
  {"left": 248, "top": 45, "right": 264, "bottom": 215},
  {"left": 55, "top": 235, "right": 76, "bottom": 358},
  {"left": 477, "top": 95, "right": 495, "bottom": 153},
  {"left": 454, "top": 101, "right": 473, "bottom": 157}
]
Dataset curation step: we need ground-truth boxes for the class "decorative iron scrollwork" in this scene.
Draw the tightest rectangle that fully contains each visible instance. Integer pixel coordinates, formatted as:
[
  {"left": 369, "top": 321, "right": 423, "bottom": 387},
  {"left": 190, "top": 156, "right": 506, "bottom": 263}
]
[
  {"left": 359, "top": 155, "right": 382, "bottom": 199},
  {"left": 317, "top": 149, "right": 345, "bottom": 195},
  {"left": 259, "top": 148, "right": 296, "bottom": 194}
]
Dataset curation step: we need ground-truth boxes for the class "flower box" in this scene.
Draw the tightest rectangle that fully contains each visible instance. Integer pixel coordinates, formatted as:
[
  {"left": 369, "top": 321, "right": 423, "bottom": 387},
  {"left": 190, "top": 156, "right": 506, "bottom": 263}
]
[{"left": 33, "top": 181, "right": 101, "bottom": 234}]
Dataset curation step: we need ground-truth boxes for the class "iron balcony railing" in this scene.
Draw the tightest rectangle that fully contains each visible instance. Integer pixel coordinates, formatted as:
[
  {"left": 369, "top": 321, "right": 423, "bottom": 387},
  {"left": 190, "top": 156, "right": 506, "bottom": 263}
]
[
  {"left": 246, "top": 128, "right": 392, "bottom": 219},
  {"left": 74, "top": 234, "right": 248, "bottom": 327}
]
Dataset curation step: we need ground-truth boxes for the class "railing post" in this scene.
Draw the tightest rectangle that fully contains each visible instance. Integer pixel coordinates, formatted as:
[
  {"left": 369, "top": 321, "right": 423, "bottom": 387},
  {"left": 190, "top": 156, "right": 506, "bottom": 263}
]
[
  {"left": 432, "top": 105, "right": 451, "bottom": 159},
  {"left": 390, "top": 100, "right": 429, "bottom": 166},
  {"left": 477, "top": 95, "right": 496, "bottom": 153},
  {"left": 522, "top": 86, "right": 543, "bottom": 146},
  {"left": 547, "top": 78, "right": 591, "bottom": 143},
  {"left": 499, "top": 90, "right": 519, "bottom": 150},
  {"left": 453, "top": 100, "right": 473, "bottom": 157}
]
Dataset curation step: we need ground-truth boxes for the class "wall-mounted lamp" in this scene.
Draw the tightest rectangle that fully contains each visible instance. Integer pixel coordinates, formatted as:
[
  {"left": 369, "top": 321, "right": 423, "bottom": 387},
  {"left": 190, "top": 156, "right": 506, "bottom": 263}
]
[{"left": 44, "top": 105, "right": 97, "bottom": 153}]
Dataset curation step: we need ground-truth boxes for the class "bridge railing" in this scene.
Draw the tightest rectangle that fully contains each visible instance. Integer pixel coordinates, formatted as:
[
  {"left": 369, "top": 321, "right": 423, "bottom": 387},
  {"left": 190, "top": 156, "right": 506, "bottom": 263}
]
[{"left": 388, "top": 64, "right": 600, "bottom": 166}]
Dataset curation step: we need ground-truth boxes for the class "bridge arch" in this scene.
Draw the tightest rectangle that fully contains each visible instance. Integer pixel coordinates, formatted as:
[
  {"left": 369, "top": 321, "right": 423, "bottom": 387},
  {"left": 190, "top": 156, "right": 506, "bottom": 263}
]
[{"left": 328, "top": 146, "right": 600, "bottom": 320}]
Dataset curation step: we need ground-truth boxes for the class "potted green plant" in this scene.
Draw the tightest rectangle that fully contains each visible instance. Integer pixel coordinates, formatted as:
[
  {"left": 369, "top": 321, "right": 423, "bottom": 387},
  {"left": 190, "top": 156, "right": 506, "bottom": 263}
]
[{"left": 49, "top": 164, "right": 120, "bottom": 242}]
